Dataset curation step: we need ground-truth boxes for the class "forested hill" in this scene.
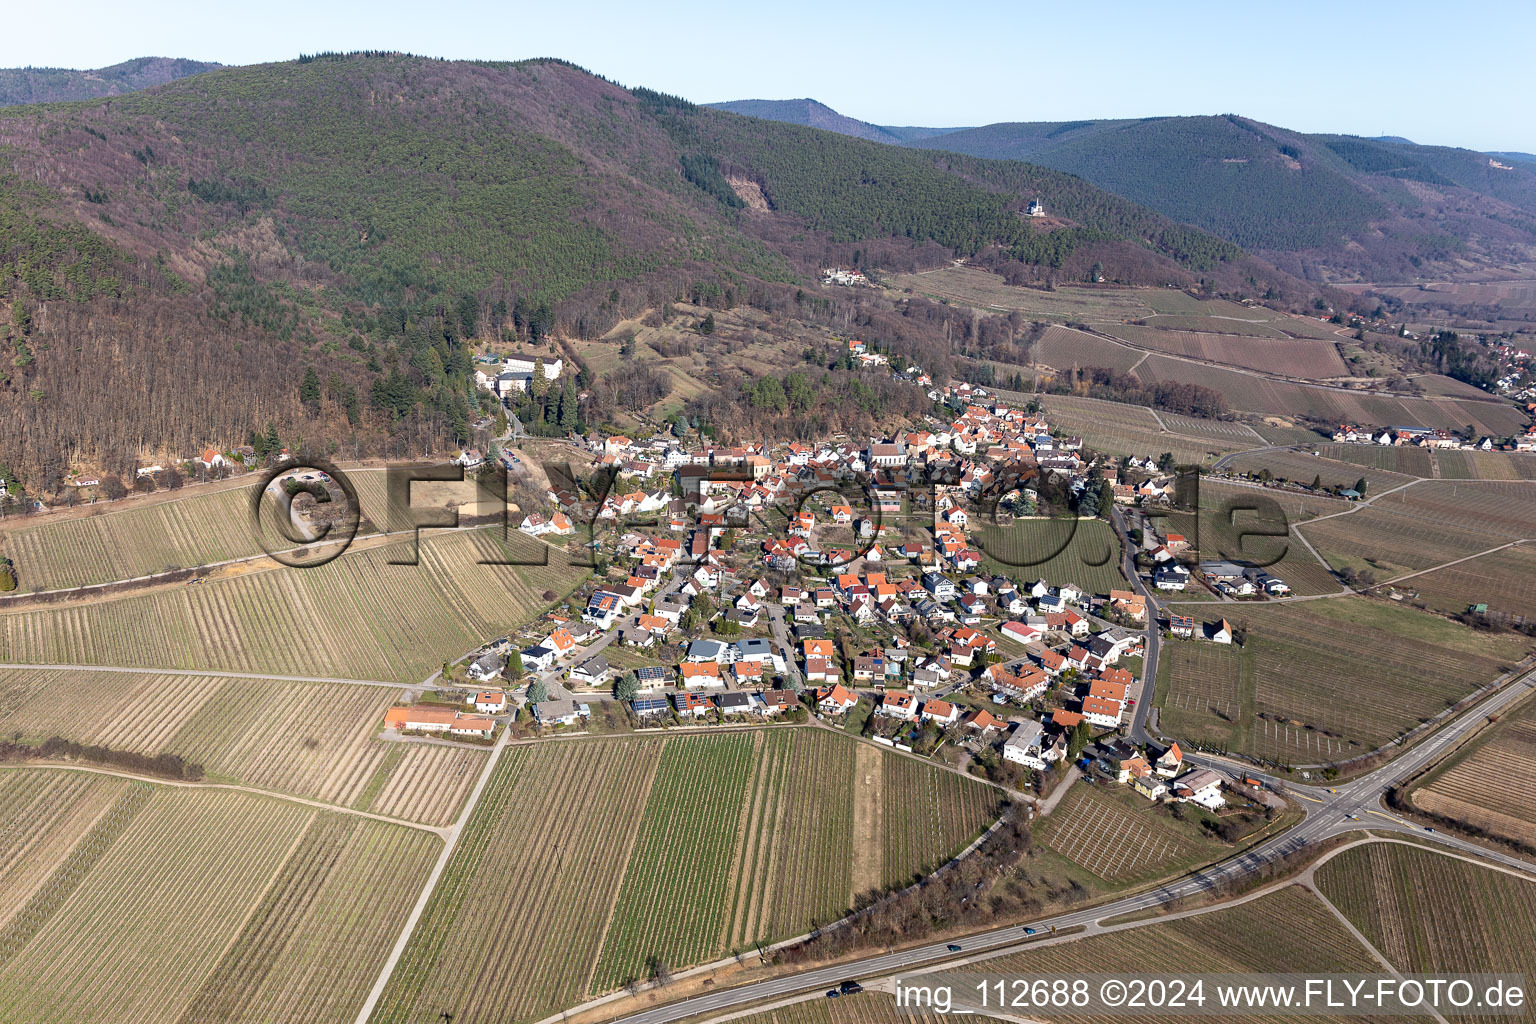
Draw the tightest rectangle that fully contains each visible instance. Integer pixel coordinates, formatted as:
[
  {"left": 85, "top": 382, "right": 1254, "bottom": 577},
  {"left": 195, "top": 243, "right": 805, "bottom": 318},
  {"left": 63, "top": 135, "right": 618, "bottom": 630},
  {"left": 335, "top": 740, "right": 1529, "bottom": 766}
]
[
  {"left": 907, "top": 115, "right": 1536, "bottom": 279},
  {"left": 0, "top": 57, "right": 221, "bottom": 106},
  {"left": 0, "top": 54, "right": 1302, "bottom": 490},
  {"left": 711, "top": 98, "right": 1536, "bottom": 280}
]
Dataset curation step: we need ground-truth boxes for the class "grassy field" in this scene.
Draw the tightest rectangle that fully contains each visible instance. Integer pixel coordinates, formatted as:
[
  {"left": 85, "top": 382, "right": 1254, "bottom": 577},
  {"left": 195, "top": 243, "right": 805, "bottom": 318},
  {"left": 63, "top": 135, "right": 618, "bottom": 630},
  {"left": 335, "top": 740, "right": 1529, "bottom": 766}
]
[
  {"left": 0, "top": 528, "right": 584, "bottom": 684},
  {"left": 0, "top": 777, "right": 439, "bottom": 1024},
  {"left": 370, "top": 731, "right": 1001, "bottom": 1024},
  {"left": 0, "top": 668, "right": 484, "bottom": 825},
  {"left": 1396, "top": 543, "right": 1536, "bottom": 620},
  {"left": 1317, "top": 843, "right": 1536, "bottom": 984},
  {"left": 1301, "top": 508, "right": 1509, "bottom": 580},
  {"left": 1197, "top": 481, "right": 1349, "bottom": 522},
  {"left": 1099, "top": 324, "right": 1350, "bottom": 377},
  {"left": 0, "top": 770, "right": 135, "bottom": 928},
  {"left": 0, "top": 468, "right": 472, "bottom": 592},
  {"left": 1155, "top": 641, "right": 1249, "bottom": 753},
  {"left": 1407, "top": 696, "right": 1536, "bottom": 848},
  {"left": 976, "top": 518, "right": 1127, "bottom": 597},
  {"left": 1249, "top": 419, "right": 1331, "bottom": 445},
  {"left": 1374, "top": 480, "right": 1536, "bottom": 539},
  {"left": 1157, "top": 597, "right": 1531, "bottom": 765}
]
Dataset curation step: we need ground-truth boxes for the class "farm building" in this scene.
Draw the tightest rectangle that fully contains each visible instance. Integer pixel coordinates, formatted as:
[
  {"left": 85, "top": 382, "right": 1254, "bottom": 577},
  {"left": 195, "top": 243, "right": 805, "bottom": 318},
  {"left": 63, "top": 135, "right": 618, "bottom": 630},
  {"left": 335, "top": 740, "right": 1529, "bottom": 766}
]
[{"left": 383, "top": 706, "right": 496, "bottom": 739}]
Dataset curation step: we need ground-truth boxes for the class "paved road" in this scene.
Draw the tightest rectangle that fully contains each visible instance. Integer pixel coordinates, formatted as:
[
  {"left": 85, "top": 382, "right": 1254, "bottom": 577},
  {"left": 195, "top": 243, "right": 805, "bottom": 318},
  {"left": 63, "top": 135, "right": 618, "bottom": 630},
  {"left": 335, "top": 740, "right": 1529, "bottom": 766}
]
[
  {"left": 607, "top": 664, "right": 1536, "bottom": 1024},
  {"left": 1109, "top": 508, "right": 1160, "bottom": 746}
]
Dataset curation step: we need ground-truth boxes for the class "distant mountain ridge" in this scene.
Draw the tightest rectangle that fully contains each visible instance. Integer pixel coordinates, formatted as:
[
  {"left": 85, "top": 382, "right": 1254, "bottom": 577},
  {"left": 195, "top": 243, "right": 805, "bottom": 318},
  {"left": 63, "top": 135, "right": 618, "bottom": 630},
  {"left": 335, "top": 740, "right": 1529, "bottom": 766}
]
[
  {"left": 0, "top": 57, "right": 222, "bottom": 106},
  {"left": 707, "top": 98, "right": 967, "bottom": 145},
  {"left": 0, "top": 54, "right": 1301, "bottom": 487},
  {"left": 712, "top": 98, "right": 1536, "bottom": 280}
]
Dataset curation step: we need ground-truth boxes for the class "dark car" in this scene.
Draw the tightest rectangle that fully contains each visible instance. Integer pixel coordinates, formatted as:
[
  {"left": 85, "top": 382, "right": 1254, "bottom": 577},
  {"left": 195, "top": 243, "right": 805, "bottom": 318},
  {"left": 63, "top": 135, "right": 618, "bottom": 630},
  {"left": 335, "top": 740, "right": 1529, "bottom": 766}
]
[
  {"left": 839, "top": 981, "right": 863, "bottom": 995},
  {"left": 825, "top": 990, "right": 841, "bottom": 999},
  {"left": 947, "top": 943, "right": 963, "bottom": 952}
]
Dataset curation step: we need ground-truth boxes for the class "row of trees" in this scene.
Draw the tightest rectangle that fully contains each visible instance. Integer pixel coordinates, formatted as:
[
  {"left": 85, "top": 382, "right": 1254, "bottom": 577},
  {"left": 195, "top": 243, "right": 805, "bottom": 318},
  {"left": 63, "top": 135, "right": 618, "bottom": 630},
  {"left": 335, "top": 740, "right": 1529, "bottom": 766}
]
[{"left": 0, "top": 735, "right": 203, "bottom": 780}]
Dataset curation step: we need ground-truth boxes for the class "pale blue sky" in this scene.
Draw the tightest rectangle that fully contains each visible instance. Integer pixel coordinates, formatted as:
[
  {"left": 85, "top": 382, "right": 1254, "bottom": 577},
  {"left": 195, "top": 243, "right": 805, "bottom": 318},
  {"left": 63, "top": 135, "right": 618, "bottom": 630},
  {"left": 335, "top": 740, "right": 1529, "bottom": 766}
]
[{"left": 8, "top": 0, "right": 1534, "bottom": 151}]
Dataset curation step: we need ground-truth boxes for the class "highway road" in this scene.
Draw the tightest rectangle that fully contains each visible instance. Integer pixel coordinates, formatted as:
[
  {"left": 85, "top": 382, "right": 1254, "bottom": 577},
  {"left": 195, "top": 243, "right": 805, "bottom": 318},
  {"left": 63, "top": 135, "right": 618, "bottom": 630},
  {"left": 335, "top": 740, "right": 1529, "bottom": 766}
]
[{"left": 607, "top": 661, "right": 1536, "bottom": 1024}]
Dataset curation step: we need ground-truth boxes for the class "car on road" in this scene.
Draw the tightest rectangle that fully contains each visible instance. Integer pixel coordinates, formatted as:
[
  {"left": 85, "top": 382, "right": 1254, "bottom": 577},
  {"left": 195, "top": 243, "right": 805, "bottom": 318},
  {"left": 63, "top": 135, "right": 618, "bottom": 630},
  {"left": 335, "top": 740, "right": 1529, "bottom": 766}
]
[
  {"left": 947, "top": 944, "right": 963, "bottom": 952},
  {"left": 1425, "top": 826, "right": 1435, "bottom": 833},
  {"left": 1024, "top": 927, "right": 1037, "bottom": 935}
]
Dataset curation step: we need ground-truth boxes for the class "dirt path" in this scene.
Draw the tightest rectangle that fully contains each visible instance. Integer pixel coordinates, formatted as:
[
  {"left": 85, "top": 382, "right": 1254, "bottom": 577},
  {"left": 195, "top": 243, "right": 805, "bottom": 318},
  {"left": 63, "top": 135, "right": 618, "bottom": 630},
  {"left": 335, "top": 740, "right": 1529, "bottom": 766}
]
[
  {"left": 351, "top": 726, "right": 512, "bottom": 1024},
  {"left": 1034, "top": 767, "right": 1079, "bottom": 817},
  {"left": 1303, "top": 881, "right": 1452, "bottom": 1024},
  {"left": 0, "top": 761, "right": 445, "bottom": 834},
  {"left": 0, "top": 662, "right": 405, "bottom": 689},
  {"left": 850, "top": 742, "right": 885, "bottom": 897}
]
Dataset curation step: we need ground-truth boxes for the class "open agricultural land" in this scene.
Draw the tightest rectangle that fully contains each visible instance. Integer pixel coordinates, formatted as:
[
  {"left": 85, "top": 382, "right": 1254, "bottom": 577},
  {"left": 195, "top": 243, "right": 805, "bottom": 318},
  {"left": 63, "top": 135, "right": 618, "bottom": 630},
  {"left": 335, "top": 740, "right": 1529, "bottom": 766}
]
[
  {"left": 1316, "top": 842, "right": 1536, "bottom": 985},
  {"left": 0, "top": 483, "right": 271, "bottom": 592},
  {"left": 1031, "top": 394, "right": 1259, "bottom": 465},
  {"left": 1135, "top": 356, "right": 1526, "bottom": 435},
  {"left": 885, "top": 266, "right": 1155, "bottom": 322},
  {"left": 1434, "top": 449, "right": 1536, "bottom": 481},
  {"left": 976, "top": 518, "right": 1127, "bottom": 597},
  {"left": 1395, "top": 543, "right": 1536, "bottom": 621},
  {"left": 1023, "top": 325, "right": 1149, "bottom": 374},
  {"left": 1224, "top": 448, "right": 1417, "bottom": 493},
  {"left": 0, "top": 528, "right": 584, "bottom": 684},
  {"left": 1405, "top": 696, "right": 1536, "bottom": 849},
  {"left": 0, "top": 463, "right": 561, "bottom": 594},
  {"left": 1299, "top": 480, "right": 1536, "bottom": 581},
  {"left": 709, "top": 992, "right": 948, "bottom": 1024},
  {"left": 0, "top": 773, "right": 440, "bottom": 1024},
  {"left": 1097, "top": 324, "right": 1350, "bottom": 378},
  {"left": 369, "top": 731, "right": 1001, "bottom": 1024},
  {"left": 1033, "top": 783, "right": 1213, "bottom": 886},
  {"left": 0, "top": 669, "right": 481, "bottom": 825},
  {"left": 1155, "top": 597, "right": 1532, "bottom": 765},
  {"left": 1314, "top": 443, "right": 1433, "bottom": 478},
  {"left": 994, "top": 883, "right": 1385, "bottom": 974}
]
